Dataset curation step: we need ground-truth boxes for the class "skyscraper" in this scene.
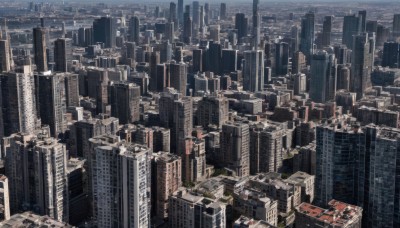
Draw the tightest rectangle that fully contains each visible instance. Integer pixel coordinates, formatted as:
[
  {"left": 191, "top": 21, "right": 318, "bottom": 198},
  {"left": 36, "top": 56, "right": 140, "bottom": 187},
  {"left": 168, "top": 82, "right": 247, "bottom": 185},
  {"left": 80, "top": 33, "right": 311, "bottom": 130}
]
[
  {"left": 36, "top": 73, "right": 67, "bottom": 138},
  {"left": 108, "top": 81, "right": 141, "bottom": 124},
  {"left": 300, "top": 12, "right": 315, "bottom": 63},
  {"left": 149, "top": 51, "right": 160, "bottom": 92},
  {"left": 4, "top": 130, "right": 68, "bottom": 222},
  {"left": 221, "top": 121, "right": 250, "bottom": 177},
  {"left": 220, "top": 3, "right": 227, "bottom": 20},
  {"left": 0, "top": 70, "right": 37, "bottom": 139},
  {"left": 152, "top": 152, "right": 182, "bottom": 220},
  {"left": 183, "top": 5, "right": 192, "bottom": 44},
  {"left": 192, "top": 1, "right": 200, "bottom": 31},
  {"left": 275, "top": 42, "right": 290, "bottom": 75},
  {"left": 168, "top": 60, "right": 187, "bottom": 95},
  {"left": 252, "top": 0, "right": 260, "bottom": 47},
  {"left": 90, "top": 135, "right": 151, "bottom": 228},
  {"left": 178, "top": 0, "right": 184, "bottom": 26},
  {"left": 382, "top": 42, "right": 399, "bottom": 68},
  {"left": 222, "top": 49, "right": 238, "bottom": 74},
  {"left": 393, "top": 14, "right": 400, "bottom": 37},
  {"left": 235, "top": 13, "right": 248, "bottom": 43},
  {"left": 33, "top": 27, "right": 48, "bottom": 72},
  {"left": 129, "top": 16, "right": 140, "bottom": 44},
  {"left": 350, "top": 33, "right": 374, "bottom": 99},
  {"left": 359, "top": 10, "right": 367, "bottom": 32},
  {"left": 309, "top": 50, "right": 337, "bottom": 103},
  {"left": 169, "top": 2, "right": 177, "bottom": 26},
  {"left": 159, "top": 89, "right": 193, "bottom": 155},
  {"left": 321, "top": 16, "right": 333, "bottom": 47},
  {"left": 342, "top": 14, "right": 361, "bottom": 50},
  {"left": 243, "top": 50, "right": 264, "bottom": 92},
  {"left": 315, "top": 120, "right": 365, "bottom": 207},
  {"left": 93, "top": 16, "right": 116, "bottom": 48},
  {"left": 0, "top": 40, "right": 11, "bottom": 72},
  {"left": 54, "top": 38, "right": 72, "bottom": 72}
]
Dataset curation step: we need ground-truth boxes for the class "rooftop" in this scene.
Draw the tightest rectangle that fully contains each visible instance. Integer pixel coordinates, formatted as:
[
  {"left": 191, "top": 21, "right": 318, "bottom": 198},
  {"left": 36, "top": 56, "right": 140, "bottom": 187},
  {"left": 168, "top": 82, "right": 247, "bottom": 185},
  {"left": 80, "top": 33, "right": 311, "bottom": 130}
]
[{"left": 297, "top": 200, "right": 362, "bottom": 227}]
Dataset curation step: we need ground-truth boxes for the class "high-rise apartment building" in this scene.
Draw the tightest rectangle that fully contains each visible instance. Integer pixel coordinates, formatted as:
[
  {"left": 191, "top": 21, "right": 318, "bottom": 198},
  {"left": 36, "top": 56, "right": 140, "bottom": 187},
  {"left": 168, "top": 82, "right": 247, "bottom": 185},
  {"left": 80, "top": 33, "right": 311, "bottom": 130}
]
[
  {"left": 221, "top": 122, "right": 250, "bottom": 177},
  {"left": 315, "top": 119, "right": 366, "bottom": 207},
  {"left": 4, "top": 129, "right": 68, "bottom": 222},
  {"left": 152, "top": 152, "right": 182, "bottom": 220},
  {"left": 249, "top": 122, "right": 289, "bottom": 174},
  {"left": 0, "top": 70, "right": 37, "bottom": 140},
  {"left": 0, "top": 175, "right": 10, "bottom": 221},
  {"left": 168, "top": 60, "right": 187, "bottom": 95},
  {"left": 108, "top": 81, "right": 141, "bottom": 124},
  {"left": 196, "top": 94, "right": 229, "bottom": 129},
  {"left": 90, "top": 135, "right": 151, "bottom": 228},
  {"left": 36, "top": 73, "right": 67, "bottom": 138},
  {"left": 69, "top": 115, "right": 119, "bottom": 158}
]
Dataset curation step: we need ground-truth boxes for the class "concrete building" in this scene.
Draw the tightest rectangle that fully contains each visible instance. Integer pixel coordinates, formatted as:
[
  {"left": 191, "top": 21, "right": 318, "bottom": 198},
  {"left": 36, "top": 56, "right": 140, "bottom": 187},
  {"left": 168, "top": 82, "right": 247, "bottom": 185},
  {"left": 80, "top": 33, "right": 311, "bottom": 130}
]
[
  {"left": 90, "top": 135, "right": 151, "bottom": 228},
  {"left": 3, "top": 128, "right": 68, "bottom": 222},
  {"left": 169, "top": 61, "right": 188, "bottom": 95},
  {"left": 36, "top": 73, "right": 67, "bottom": 138},
  {"left": 69, "top": 115, "right": 119, "bottom": 158},
  {"left": 93, "top": 16, "right": 117, "bottom": 48},
  {"left": 243, "top": 50, "right": 264, "bottom": 92},
  {"left": 309, "top": 50, "right": 337, "bottom": 103},
  {"left": 295, "top": 200, "right": 362, "bottom": 228},
  {"left": 315, "top": 119, "right": 365, "bottom": 206},
  {"left": 249, "top": 173, "right": 301, "bottom": 214},
  {"left": 109, "top": 81, "right": 141, "bottom": 124},
  {"left": 300, "top": 12, "right": 315, "bottom": 63},
  {"left": 0, "top": 40, "right": 11, "bottom": 72},
  {"left": 351, "top": 33, "right": 374, "bottom": 99},
  {"left": 0, "top": 175, "right": 10, "bottom": 221},
  {"left": 159, "top": 89, "right": 193, "bottom": 155},
  {"left": 0, "top": 69, "right": 37, "bottom": 140},
  {"left": 67, "top": 158, "right": 89, "bottom": 225},
  {"left": 233, "top": 188, "right": 278, "bottom": 226},
  {"left": 196, "top": 94, "right": 229, "bottom": 129},
  {"left": 221, "top": 122, "right": 250, "bottom": 177},
  {"left": 249, "top": 122, "right": 290, "bottom": 174},
  {"left": 0, "top": 212, "right": 73, "bottom": 227},
  {"left": 54, "top": 38, "right": 72, "bottom": 72},
  {"left": 169, "top": 188, "right": 226, "bottom": 228},
  {"left": 286, "top": 171, "right": 315, "bottom": 203},
  {"left": 152, "top": 152, "right": 182, "bottom": 220},
  {"left": 33, "top": 27, "right": 48, "bottom": 72}
]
